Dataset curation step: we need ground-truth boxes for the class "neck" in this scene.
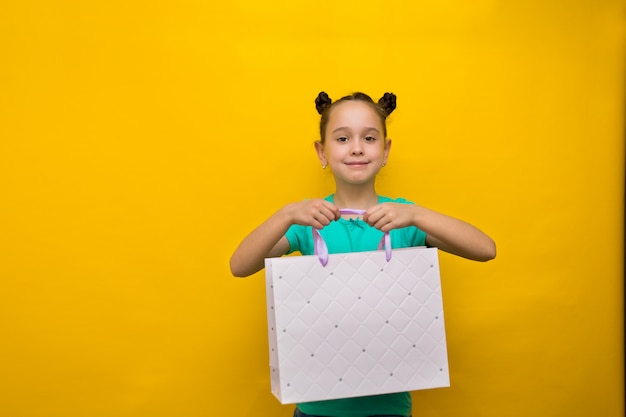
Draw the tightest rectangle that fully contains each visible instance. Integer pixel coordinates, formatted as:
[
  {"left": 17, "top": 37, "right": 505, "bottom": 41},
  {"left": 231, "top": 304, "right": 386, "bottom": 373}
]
[{"left": 333, "top": 184, "right": 379, "bottom": 209}]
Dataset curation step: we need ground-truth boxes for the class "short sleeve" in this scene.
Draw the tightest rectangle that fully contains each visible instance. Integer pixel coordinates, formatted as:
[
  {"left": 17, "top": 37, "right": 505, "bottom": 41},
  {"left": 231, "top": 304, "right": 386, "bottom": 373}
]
[{"left": 285, "top": 223, "right": 314, "bottom": 255}]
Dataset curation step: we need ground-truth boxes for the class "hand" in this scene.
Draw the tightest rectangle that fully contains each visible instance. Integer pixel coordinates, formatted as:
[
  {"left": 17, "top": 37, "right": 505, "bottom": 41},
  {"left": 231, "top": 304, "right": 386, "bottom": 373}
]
[
  {"left": 363, "top": 203, "right": 416, "bottom": 232},
  {"left": 286, "top": 199, "right": 340, "bottom": 229}
]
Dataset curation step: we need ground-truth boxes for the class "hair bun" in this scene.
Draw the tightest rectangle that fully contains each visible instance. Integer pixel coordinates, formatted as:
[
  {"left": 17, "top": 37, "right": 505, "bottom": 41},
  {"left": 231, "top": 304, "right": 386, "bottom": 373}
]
[
  {"left": 378, "top": 92, "right": 396, "bottom": 116},
  {"left": 315, "top": 92, "right": 332, "bottom": 115}
]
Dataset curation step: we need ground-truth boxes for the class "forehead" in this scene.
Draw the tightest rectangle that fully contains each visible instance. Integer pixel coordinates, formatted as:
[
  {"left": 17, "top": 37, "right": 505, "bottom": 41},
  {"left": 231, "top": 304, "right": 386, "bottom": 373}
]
[{"left": 326, "top": 100, "right": 383, "bottom": 129}]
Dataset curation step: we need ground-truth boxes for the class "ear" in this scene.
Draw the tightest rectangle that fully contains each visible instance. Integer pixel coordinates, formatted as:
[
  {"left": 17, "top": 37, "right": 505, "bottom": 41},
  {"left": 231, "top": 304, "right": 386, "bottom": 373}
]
[
  {"left": 314, "top": 141, "right": 327, "bottom": 166},
  {"left": 383, "top": 138, "right": 392, "bottom": 165}
]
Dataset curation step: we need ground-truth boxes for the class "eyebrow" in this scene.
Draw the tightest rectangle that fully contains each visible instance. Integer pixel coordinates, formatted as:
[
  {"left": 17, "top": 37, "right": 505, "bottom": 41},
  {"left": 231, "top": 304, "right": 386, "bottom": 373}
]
[{"left": 331, "top": 127, "right": 381, "bottom": 134}]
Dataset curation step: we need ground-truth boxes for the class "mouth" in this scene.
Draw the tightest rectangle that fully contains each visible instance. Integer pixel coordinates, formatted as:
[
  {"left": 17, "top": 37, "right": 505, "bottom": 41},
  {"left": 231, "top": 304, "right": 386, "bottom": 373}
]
[{"left": 345, "top": 161, "right": 370, "bottom": 167}]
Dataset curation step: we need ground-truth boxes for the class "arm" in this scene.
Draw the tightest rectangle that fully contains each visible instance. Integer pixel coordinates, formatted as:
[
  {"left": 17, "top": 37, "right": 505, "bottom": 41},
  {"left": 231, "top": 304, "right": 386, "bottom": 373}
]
[
  {"left": 363, "top": 202, "right": 496, "bottom": 262},
  {"left": 229, "top": 199, "right": 340, "bottom": 277}
]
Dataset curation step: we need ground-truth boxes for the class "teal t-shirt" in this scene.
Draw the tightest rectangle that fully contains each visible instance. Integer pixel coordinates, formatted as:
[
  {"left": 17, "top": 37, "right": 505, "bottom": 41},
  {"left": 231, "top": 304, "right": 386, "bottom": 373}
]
[{"left": 284, "top": 195, "right": 427, "bottom": 417}]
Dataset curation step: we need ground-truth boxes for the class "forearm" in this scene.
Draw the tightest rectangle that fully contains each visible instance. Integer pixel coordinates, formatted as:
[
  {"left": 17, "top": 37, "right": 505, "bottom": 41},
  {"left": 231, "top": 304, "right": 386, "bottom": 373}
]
[
  {"left": 229, "top": 207, "right": 293, "bottom": 277},
  {"left": 412, "top": 205, "right": 496, "bottom": 262},
  {"left": 230, "top": 199, "right": 340, "bottom": 277}
]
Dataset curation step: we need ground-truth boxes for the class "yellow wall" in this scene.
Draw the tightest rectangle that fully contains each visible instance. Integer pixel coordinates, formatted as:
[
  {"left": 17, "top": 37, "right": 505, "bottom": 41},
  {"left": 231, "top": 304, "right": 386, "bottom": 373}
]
[{"left": 0, "top": 1, "right": 623, "bottom": 416}]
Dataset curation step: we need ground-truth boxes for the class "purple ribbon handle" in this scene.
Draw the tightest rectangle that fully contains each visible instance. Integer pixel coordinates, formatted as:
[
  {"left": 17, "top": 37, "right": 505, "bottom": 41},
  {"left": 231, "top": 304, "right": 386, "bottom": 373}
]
[{"left": 312, "top": 208, "right": 392, "bottom": 267}]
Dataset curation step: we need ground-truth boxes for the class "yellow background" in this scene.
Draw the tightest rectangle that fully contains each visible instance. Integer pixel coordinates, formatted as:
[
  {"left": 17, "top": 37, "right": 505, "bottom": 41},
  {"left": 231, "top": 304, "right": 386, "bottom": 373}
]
[{"left": 0, "top": 1, "right": 624, "bottom": 416}]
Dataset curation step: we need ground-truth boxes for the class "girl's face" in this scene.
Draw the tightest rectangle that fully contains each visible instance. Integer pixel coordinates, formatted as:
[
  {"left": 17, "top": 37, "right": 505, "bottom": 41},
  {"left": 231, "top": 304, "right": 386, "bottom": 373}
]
[{"left": 315, "top": 100, "right": 391, "bottom": 187}]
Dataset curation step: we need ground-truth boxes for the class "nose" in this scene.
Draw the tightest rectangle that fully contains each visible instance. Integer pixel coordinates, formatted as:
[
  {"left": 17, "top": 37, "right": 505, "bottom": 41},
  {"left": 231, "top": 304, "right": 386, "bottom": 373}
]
[{"left": 350, "top": 141, "right": 364, "bottom": 156}]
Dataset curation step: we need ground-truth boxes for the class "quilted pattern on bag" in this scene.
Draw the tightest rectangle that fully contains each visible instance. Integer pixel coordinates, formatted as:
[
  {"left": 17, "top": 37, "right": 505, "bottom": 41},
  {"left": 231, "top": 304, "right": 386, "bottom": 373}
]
[{"left": 265, "top": 247, "right": 449, "bottom": 404}]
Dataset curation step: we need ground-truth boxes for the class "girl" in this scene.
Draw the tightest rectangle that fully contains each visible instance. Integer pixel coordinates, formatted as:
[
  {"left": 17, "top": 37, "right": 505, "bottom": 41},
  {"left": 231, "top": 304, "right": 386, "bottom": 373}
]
[{"left": 230, "top": 91, "right": 496, "bottom": 417}]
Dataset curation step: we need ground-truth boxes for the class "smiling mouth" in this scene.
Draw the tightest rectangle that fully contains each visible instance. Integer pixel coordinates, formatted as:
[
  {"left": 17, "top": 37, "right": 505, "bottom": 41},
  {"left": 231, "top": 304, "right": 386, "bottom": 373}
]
[{"left": 345, "top": 161, "right": 369, "bottom": 166}]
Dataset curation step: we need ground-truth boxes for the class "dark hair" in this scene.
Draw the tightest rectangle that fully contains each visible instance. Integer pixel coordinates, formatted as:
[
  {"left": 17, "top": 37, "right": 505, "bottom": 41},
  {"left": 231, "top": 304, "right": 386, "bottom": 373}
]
[{"left": 315, "top": 91, "right": 396, "bottom": 143}]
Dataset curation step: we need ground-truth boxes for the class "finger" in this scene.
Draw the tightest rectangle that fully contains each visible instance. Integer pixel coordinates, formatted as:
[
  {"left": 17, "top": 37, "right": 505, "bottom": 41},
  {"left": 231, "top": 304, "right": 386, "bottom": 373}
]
[
  {"left": 310, "top": 208, "right": 331, "bottom": 228},
  {"left": 311, "top": 220, "right": 325, "bottom": 230},
  {"left": 321, "top": 201, "right": 341, "bottom": 220},
  {"left": 319, "top": 207, "right": 338, "bottom": 224},
  {"left": 375, "top": 209, "right": 398, "bottom": 229},
  {"left": 363, "top": 204, "right": 383, "bottom": 223},
  {"left": 379, "top": 220, "right": 394, "bottom": 233},
  {"left": 313, "top": 208, "right": 335, "bottom": 227},
  {"left": 364, "top": 210, "right": 385, "bottom": 227}
]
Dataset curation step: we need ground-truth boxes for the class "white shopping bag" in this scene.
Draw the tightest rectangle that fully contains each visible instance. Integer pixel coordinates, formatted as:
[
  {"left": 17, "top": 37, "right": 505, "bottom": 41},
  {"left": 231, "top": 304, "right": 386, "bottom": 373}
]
[{"left": 265, "top": 211, "right": 449, "bottom": 404}]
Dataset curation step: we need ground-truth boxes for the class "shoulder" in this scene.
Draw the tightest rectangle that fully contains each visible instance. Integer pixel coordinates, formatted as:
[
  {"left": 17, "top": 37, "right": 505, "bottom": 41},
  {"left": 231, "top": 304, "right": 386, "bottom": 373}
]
[{"left": 378, "top": 195, "right": 414, "bottom": 205}]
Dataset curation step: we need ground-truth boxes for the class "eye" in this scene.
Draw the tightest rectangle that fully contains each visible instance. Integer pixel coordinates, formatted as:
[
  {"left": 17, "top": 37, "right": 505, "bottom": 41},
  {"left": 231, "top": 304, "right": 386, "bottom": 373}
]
[
  {"left": 336, "top": 136, "right": 349, "bottom": 143},
  {"left": 363, "top": 136, "right": 377, "bottom": 142}
]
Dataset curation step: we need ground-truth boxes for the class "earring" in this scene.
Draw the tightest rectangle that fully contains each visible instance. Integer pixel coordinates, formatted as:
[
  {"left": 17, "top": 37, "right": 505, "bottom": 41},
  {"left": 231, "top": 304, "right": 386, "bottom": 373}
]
[
  {"left": 382, "top": 162, "right": 386, "bottom": 167},
  {"left": 322, "top": 164, "right": 327, "bottom": 169}
]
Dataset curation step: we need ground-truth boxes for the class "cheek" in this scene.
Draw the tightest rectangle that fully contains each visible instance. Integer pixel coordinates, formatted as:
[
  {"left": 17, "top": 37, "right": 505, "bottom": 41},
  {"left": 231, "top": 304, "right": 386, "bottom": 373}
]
[
  {"left": 325, "top": 144, "right": 343, "bottom": 157},
  {"left": 372, "top": 143, "right": 387, "bottom": 155}
]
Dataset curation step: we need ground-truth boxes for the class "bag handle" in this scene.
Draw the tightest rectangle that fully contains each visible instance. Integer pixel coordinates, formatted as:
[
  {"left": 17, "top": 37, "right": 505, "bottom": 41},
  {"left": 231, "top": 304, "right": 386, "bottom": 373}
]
[{"left": 312, "top": 209, "right": 392, "bottom": 267}]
